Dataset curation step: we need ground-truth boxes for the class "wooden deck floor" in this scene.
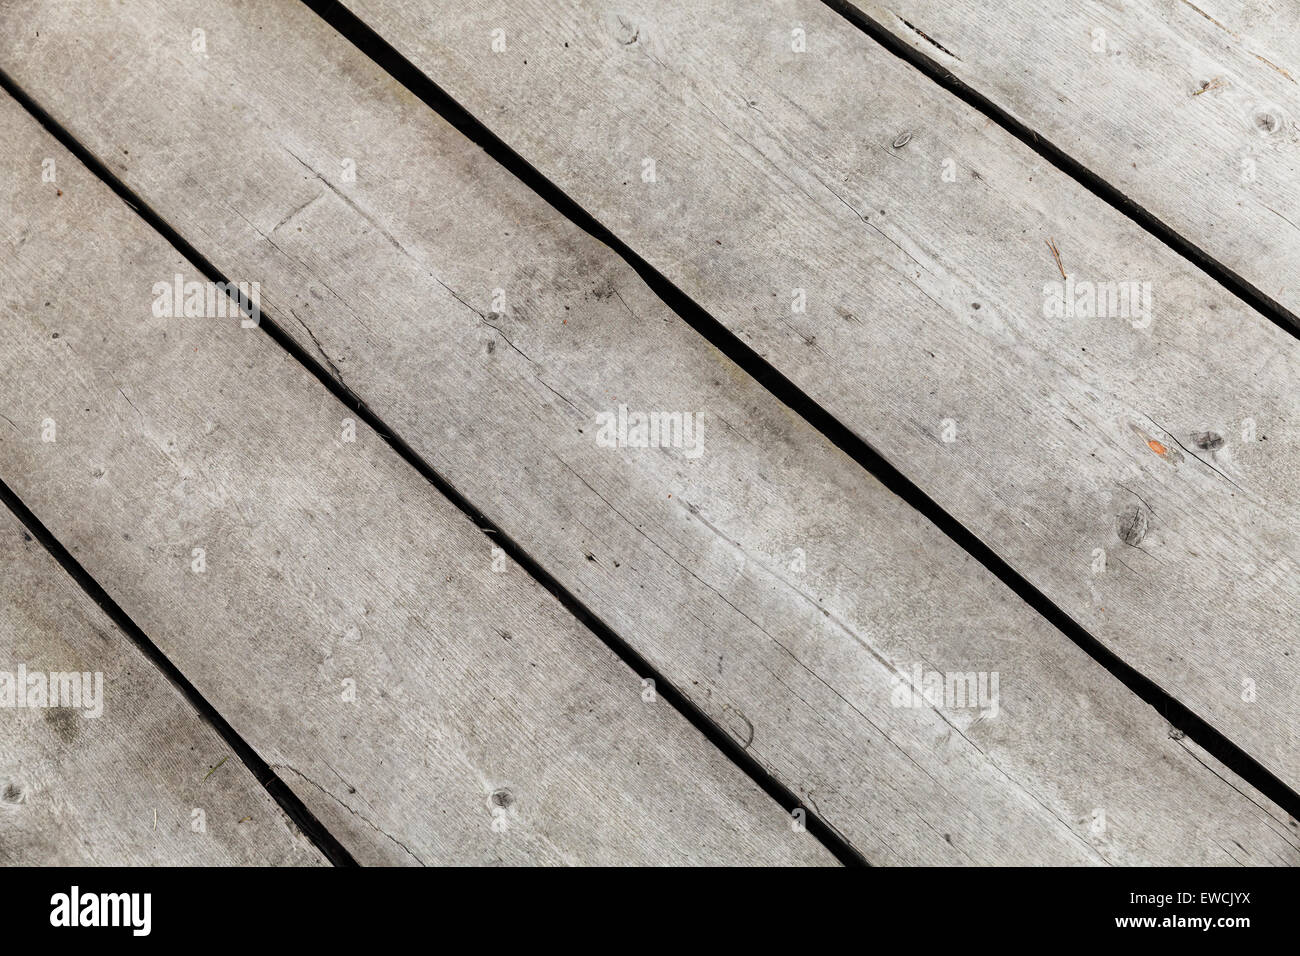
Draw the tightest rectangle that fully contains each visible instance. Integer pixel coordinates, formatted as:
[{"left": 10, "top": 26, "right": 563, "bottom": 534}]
[{"left": 0, "top": 0, "right": 1296, "bottom": 866}]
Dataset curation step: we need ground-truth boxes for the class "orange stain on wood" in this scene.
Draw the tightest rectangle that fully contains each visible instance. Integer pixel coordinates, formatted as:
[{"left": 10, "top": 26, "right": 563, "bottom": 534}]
[{"left": 1147, "top": 439, "right": 1168, "bottom": 456}]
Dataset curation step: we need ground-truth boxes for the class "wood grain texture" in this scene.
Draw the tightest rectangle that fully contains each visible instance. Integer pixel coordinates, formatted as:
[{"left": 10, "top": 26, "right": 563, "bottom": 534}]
[
  {"left": 0, "top": 92, "right": 829, "bottom": 867},
  {"left": 844, "top": 0, "right": 1300, "bottom": 317},
  {"left": 321, "top": 0, "right": 1300, "bottom": 792},
  {"left": 0, "top": 509, "right": 326, "bottom": 865},
  {"left": 0, "top": 0, "right": 1295, "bottom": 864}
]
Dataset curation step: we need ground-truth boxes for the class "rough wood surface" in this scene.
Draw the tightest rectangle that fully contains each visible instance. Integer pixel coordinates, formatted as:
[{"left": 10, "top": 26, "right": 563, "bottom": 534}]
[
  {"left": 0, "top": 509, "right": 326, "bottom": 865},
  {"left": 0, "top": 0, "right": 1295, "bottom": 864},
  {"left": 844, "top": 0, "right": 1300, "bottom": 318},
  {"left": 0, "top": 92, "right": 830, "bottom": 867},
  {"left": 321, "top": 0, "right": 1300, "bottom": 792}
]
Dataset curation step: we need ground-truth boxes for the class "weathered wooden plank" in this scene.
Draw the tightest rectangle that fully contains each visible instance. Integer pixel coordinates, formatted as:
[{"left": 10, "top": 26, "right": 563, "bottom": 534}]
[
  {"left": 0, "top": 93, "right": 829, "bottom": 867},
  {"left": 0, "top": 507, "right": 326, "bottom": 865},
  {"left": 317, "top": 0, "right": 1300, "bottom": 791},
  {"left": 839, "top": 0, "right": 1300, "bottom": 319},
  {"left": 1, "top": 0, "right": 1295, "bottom": 864}
]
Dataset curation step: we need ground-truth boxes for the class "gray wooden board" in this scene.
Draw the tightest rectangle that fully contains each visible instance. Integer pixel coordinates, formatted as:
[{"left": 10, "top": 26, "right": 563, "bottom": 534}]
[
  {"left": 0, "top": 508, "right": 326, "bottom": 865},
  {"left": 0, "top": 93, "right": 829, "bottom": 867},
  {"left": 0, "top": 0, "right": 1294, "bottom": 864},
  {"left": 323, "top": 0, "right": 1300, "bottom": 793},
  {"left": 845, "top": 0, "right": 1300, "bottom": 318}
]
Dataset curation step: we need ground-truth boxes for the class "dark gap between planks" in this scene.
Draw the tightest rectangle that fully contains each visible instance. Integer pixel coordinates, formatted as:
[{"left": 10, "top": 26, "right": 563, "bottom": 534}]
[
  {"left": 821, "top": 0, "right": 1300, "bottom": 342},
  {"left": 0, "top": 65, "right": 867, "bottom": 868},
  {"left": 0, "top": 477, "right": 359, "bottom": 867},
  {"left": 298, "top": 0, "right": 1300, "bottom": 823}
]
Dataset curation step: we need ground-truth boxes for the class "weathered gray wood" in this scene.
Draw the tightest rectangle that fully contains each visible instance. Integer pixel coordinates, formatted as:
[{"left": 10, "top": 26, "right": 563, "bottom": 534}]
[
  {"left": 314, "top": 0, "right": 1300, "bottom": 792},
  {"left": 1, "top": 0, "right": 1295, "bottom": 864},
  {"left": 844, "top": 0, "right": 1300, "bottom": 317},
  {"left": 0, "top": 508, "right": 326, "bottom": 865},
  {"left": 0, "top": 93, "right": 831, "bottom": 866}
]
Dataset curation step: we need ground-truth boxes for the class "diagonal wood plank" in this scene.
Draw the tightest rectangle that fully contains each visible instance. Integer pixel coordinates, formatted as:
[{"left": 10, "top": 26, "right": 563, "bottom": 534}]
[
  {"left": 0, "top": 0, "right": 1294, "bottom": 863},
  {"left": 0, "top": 507, "right": 326, "bottom": 865},
  {"left": 0, "top": 92, "right": 829, "bottom": 867},
  {"left": 834, "top": 0, "right": 1300, "bottom": 323},
  {"left": 316, "top": 0, "right": 1300, "bottom": 793}
]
